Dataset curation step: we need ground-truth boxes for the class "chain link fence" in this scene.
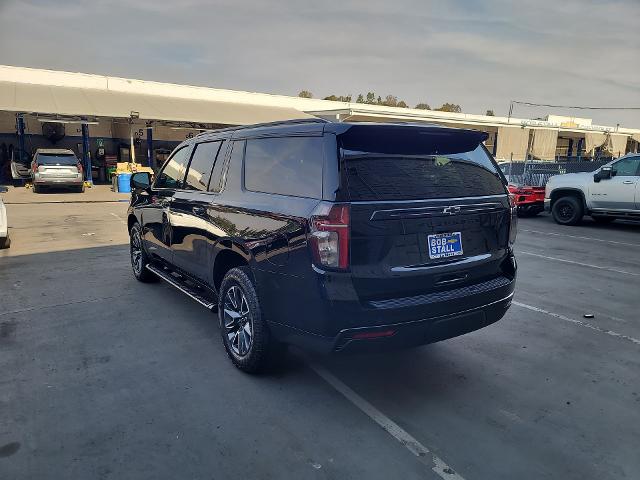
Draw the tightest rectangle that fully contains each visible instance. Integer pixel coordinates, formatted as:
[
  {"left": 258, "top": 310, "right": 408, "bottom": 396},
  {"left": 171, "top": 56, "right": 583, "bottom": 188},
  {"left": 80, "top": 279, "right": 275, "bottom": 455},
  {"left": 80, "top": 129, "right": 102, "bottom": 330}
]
[{"left": 500, "top": 160, "right": 610, "bottom": 187}]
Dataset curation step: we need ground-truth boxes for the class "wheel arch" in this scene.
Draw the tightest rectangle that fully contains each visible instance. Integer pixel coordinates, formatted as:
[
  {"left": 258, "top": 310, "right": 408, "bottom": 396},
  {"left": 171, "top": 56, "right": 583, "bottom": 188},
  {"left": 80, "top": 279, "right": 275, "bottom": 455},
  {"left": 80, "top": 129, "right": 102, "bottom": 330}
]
[
  {"left": 549, "top": 188, "right": 588, "bottom": 213},
  {"left": 213, "top": 246, "right": 251, "bottom": 293}
]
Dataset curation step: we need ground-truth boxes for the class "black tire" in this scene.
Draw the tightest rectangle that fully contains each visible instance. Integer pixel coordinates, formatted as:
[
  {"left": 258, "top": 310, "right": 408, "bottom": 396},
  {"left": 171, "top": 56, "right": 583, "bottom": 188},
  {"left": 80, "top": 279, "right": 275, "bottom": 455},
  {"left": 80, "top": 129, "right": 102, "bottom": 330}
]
[
  {"left": 592, "top": 215, "right": 614, "bottom": 224},
  {"left": 218, "top": 266, "right": 276, "bottom": 373},
  {"left": 77, "top": 184, "right": 85, "bottom": 193},
  {"left": 552, "top": 196, "right": 583, "bottom": 225},
  {"left": 32, "top": 184, "right": 40, "bottom": 194},
  {"left": 129, "top": 223, "right": 157, "bottom": 282}
]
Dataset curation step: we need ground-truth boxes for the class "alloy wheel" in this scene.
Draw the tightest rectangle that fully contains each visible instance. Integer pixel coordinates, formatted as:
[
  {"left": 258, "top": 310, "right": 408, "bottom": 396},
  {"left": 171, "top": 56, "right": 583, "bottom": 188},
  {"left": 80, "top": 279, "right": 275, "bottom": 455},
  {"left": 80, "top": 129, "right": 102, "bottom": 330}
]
[
  {"left": 223, "top": 285, "right": 253, "bottom": 357},
  {"left": 558, "top": 203, "right": 574, "bottom": 221}
]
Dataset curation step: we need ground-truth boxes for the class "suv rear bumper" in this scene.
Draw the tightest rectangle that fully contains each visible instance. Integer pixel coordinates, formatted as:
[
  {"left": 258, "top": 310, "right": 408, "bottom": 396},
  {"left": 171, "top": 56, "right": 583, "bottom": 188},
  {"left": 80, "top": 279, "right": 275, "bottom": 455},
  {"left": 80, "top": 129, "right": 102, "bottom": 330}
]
[
  {"left": 269, "top": 291, "right": 513, "bottom": 353},
  {"left": 259, "top": 254, "right": 516, "bottom": 353},
  {"left": 33, "top": 177, "right": 84, "bottom": 186}
]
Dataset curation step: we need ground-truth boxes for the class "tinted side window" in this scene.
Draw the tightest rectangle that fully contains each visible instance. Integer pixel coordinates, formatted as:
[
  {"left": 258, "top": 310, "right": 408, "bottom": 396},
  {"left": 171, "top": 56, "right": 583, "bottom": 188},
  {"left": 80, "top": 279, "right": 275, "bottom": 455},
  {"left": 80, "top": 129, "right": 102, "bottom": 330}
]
[
  {"left": 184, "top": 141, "right": 222, "bottom": 191},
  {"left": 612, "top": 157, "right": 640, "bottom": 177},
  {"left": 155, "top": 146, "right": 191, "bottom": 189},
  {"left": 244, "top": 137, "right": 323, "bottom": 198}
]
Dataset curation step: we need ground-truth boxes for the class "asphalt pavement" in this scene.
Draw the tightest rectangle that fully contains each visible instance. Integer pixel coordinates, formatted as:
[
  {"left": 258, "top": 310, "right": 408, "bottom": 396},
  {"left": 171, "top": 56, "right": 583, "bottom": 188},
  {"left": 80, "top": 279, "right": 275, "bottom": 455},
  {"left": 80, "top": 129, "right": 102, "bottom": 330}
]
[{"left": 1, "top": 189, "right": 638, "bottom": 479}]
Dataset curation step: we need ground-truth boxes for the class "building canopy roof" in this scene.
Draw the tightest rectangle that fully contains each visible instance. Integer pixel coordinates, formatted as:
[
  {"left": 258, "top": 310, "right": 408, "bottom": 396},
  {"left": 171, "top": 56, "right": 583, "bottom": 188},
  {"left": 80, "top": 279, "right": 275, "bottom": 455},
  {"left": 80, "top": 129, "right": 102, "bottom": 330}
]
[
  {"left": 0, "top": 79, "right": 313, "bottom": 125},
  {"left": 0, "top": 65, "right": 638, "bottom": 135}
]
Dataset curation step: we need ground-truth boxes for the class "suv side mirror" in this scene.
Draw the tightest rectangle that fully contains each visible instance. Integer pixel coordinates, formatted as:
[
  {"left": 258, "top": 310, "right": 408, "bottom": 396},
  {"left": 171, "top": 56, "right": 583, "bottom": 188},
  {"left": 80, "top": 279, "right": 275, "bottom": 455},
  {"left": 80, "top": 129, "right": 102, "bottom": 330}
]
[
  {"left": 594, "top": 166, "right": 613, "bottom": 183},
  {"left": 131, "top": 172, "right": 152, "bottom": 192}
]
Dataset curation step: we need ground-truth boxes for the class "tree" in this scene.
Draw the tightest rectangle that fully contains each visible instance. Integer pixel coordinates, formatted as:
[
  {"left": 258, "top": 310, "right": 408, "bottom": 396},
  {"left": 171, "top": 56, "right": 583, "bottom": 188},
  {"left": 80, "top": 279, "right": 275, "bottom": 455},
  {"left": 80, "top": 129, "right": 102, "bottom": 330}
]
[
  {"left": 356, "top": 94, "right": 365, "bottom": 103},
  {"left": 435, "top": 103, "right": 462, "bottom": 113},
  {"left": 298, "top": 90, "right": 313, "bottom": 99},
  {"left": 485, "top": 109, "right": 495, "bottom": 116},
  {"left": 415, "top": 102, "right": 431, "bottom": 110},
  {"left": 324, "top": 94, "right": 352, "bottom": 102},
  {"left": 382, "top": 95, "right": 398, "bottom": 107},
  {"left": 365, "top": 92, "right": 376, "bottom": 104},
  {"left": 397, "top": 100, "right": 408, "bottom": 108}
]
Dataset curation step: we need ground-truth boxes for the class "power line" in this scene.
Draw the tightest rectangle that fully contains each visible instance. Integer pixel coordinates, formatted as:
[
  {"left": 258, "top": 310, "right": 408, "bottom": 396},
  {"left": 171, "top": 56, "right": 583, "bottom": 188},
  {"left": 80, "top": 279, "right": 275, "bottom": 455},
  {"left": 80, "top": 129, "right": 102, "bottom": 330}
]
[
  {"left": 507, "top": 100, "right": 640, "bottom": 122},
  {"left": 510, "top": 100, "right": 640, "bottom": 111}
]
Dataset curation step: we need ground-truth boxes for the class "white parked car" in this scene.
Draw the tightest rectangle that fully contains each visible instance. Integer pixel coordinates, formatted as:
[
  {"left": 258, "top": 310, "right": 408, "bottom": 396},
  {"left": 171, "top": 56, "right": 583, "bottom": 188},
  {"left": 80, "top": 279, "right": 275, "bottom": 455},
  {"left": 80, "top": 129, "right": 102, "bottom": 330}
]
[
  {"left": 0, "top": 187, "right": 9, "bottom": 249},
  {"left": 545, "top": 154, "right": 640, "bottom": 225}
]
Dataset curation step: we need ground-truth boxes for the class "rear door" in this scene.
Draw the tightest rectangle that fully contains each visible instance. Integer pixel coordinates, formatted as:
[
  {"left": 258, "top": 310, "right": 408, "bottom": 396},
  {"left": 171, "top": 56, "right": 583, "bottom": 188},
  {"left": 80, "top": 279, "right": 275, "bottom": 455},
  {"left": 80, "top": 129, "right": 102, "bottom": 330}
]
[
  {"left": 337, "top": 125, "right": 511, "bottom": 302},
  {"left": 171, "top": 139, "right": 228, "bottom": 282}
]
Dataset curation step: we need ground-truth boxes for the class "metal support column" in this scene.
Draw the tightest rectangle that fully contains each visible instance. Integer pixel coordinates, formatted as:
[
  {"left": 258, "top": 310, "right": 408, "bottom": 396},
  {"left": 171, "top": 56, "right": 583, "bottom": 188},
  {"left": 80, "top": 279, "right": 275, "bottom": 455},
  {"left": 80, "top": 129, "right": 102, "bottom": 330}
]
[
  {"left": 81, "top": 123, "right": 91, "bottom": 184},
  {"left": 567, "top": 138, "right": 574, "bottom": 159},
  {"left": 129, "top": 122, "right": 136, "bottom": 165},
  {"left": 492, "top": 131, "right": 498, "bottom": 156},
  {"left": 146, "top": 126, "right": 153, "bottom": 169},
  {"left": 16, "top": 115, "right": 26, "bottom": 163},
  {"left": 576, "top": 138, "right": 584, "bottom": 161}
]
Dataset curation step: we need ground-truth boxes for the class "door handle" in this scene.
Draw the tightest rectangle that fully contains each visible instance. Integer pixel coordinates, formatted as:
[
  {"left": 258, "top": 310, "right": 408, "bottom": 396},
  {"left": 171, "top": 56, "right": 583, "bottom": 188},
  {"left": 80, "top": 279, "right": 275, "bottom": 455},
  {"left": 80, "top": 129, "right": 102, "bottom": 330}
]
[
  {"left": 192, "top": 206, "right": 205, "bottom": 215},
  {"left": 622, "top": 180, "right": 634, "bottom": 184}
]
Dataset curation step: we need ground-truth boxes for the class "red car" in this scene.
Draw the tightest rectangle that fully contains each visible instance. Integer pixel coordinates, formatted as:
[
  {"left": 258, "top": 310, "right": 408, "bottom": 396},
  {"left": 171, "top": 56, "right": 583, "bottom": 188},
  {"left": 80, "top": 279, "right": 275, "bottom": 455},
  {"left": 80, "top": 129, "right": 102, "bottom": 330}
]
[{"left": 508, "top": 184, "right": 545, "bottom": 217}]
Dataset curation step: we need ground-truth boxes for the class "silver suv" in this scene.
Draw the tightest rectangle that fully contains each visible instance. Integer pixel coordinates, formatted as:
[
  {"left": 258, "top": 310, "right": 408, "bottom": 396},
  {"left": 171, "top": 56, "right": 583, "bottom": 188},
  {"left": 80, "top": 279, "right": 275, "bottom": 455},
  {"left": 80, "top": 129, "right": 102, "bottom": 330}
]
[
  {"left": 31, "top": 149, "right": 85, "bottom": 193},
  {"left": 545, "top": 155, "right": 640, "bottom": 225}
]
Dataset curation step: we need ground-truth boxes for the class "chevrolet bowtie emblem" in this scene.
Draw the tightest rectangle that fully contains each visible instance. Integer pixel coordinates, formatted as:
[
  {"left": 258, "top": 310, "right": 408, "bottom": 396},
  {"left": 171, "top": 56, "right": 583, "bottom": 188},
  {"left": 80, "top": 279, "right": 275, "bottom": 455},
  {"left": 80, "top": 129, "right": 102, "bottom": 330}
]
[{"left": 442, "top": 206, "right": 461, "bottom": 215}]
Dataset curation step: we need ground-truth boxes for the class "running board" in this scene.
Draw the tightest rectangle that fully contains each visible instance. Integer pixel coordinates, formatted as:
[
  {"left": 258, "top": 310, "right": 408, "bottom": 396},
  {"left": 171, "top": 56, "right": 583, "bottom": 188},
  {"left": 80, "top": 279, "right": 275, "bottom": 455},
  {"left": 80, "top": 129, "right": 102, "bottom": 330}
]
[{"left": 146, "top": 264, "right": 217, "bottom": 311}]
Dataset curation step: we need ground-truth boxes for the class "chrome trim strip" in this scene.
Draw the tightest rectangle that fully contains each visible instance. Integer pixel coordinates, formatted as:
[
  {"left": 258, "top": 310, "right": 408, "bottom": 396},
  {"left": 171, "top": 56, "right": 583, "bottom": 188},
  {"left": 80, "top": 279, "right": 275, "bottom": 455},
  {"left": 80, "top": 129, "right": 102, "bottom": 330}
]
[
  {"left": 391, "top": 253, "right": 492, "bottom": 272},
  {"left": 349, "top": 194, "right": 508, "bottom": 205},
  {"left": 370, "top": 202, "right": 504, "bottom": 220}
]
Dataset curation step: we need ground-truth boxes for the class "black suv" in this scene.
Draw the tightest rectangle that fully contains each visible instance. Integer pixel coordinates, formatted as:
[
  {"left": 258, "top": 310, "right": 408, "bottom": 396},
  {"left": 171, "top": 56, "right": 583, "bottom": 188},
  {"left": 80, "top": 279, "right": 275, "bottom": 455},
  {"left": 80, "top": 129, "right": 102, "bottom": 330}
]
[{"left": 127, "top": 119, "right": 517, "bottom": 372}]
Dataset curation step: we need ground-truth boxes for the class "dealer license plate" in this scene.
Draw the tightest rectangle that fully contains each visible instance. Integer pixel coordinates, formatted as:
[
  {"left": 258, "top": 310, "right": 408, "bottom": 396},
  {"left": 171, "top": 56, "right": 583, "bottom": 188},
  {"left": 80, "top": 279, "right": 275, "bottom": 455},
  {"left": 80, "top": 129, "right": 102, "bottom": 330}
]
[{"left": 427, "top": 232, "right": 463, "bottom": 260}]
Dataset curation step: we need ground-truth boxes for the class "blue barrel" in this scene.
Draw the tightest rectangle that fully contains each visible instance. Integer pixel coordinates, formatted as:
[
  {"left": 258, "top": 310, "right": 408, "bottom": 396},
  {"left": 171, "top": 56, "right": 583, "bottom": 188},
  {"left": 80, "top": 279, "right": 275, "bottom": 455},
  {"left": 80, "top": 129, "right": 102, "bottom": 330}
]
[{"left": 117, "top": 173, "right": 132, "bottom": 193}]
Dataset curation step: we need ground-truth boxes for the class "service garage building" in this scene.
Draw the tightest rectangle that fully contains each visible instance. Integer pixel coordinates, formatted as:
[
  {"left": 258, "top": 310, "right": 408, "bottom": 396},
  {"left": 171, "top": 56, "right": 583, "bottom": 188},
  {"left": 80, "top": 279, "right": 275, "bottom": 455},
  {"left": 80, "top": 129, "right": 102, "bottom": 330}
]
[{"left": 1, "top": 65, "right": 639, "bottom": 184}]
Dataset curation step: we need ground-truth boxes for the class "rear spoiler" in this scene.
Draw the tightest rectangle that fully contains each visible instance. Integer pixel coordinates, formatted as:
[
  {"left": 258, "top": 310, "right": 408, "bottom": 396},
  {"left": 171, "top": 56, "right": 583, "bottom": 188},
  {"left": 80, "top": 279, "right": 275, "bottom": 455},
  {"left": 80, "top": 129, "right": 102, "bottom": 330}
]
[{"left": 326, "top": 123, "right": 489, "bottom": 156}]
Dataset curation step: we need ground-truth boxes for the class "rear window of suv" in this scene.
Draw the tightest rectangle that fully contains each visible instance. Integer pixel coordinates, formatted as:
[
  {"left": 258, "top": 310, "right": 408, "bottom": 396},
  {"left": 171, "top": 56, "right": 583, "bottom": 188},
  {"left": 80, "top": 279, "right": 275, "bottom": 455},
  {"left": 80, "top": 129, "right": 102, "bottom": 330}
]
[
  {"left": 338, "top": 126, "right": 506, "bottom": 201},
  {"left": 36, "top": 154, "right": 77, "bottom": 166},
  {"left": 244, "top": 136, "right": 323, "bottom": 198}
]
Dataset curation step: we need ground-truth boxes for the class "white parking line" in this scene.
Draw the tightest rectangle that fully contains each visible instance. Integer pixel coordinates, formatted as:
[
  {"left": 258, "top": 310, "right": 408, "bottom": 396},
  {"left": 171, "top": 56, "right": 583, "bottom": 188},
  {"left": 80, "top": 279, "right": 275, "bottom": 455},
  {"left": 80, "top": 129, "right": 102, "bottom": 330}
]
[
  {"left": 518, "top": 251, "right": 640, "bottom": 277},
  {"left": 513, "top": 301, "right": 640, "bottom": 346},
  {"left": 110, "top": 212, "right": 127, "bottom": 225},
  {"left": 521, "top": 229, "right": 639, "bottom": 248},
  {"left": 309, "top": 361, "right": 465, "bottom": 480}
]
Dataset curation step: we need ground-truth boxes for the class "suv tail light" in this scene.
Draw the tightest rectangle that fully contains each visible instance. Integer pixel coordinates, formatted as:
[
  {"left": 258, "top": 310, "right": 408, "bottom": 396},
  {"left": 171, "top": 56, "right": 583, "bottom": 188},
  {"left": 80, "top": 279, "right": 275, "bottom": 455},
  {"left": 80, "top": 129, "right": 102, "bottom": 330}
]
[
  {"left": 77, "top": 162, "right": 83, "bottom": 174},
  {"left": 309, "top": 203, "right": 350, "bottom": 271},
  {"left": 508, "top": 194, "right": 518, "bottom": 245},
  {"left": 32, "top": 163, "right": 38, "bottom": 173}
]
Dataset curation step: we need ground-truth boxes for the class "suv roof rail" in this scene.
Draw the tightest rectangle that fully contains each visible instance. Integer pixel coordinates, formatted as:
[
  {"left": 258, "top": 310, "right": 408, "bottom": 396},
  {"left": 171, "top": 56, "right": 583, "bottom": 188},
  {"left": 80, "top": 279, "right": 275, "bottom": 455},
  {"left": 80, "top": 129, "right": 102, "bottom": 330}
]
[{"left": 195, "top": 117, "right": 328, "bottom": 138}]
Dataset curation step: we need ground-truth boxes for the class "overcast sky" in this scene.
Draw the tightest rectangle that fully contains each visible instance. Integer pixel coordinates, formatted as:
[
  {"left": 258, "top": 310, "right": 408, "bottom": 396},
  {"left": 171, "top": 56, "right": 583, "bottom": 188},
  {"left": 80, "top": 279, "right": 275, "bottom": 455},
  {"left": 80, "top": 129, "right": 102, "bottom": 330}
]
[{"left": 0, "top": 0, "right": 638, "bottom": 127}]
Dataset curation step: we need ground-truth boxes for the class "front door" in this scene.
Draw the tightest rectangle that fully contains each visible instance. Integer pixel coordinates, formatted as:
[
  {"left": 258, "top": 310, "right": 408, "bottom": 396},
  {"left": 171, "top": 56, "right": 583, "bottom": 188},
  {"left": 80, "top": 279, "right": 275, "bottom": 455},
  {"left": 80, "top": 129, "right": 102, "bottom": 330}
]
[
  {"left": 590, "top": 156, "right": 640, "bottom": 211},
  {"left": 143, "top": 145, "right": 192, "bottom": 263}
]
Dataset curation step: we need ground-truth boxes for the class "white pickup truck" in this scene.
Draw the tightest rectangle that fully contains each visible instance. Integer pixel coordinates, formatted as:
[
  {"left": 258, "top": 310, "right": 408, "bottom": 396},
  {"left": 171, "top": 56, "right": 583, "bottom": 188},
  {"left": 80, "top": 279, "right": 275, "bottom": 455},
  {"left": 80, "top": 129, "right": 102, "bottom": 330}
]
[{"left": 545, "top": 154, "right": 640, "bottom": 225}]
